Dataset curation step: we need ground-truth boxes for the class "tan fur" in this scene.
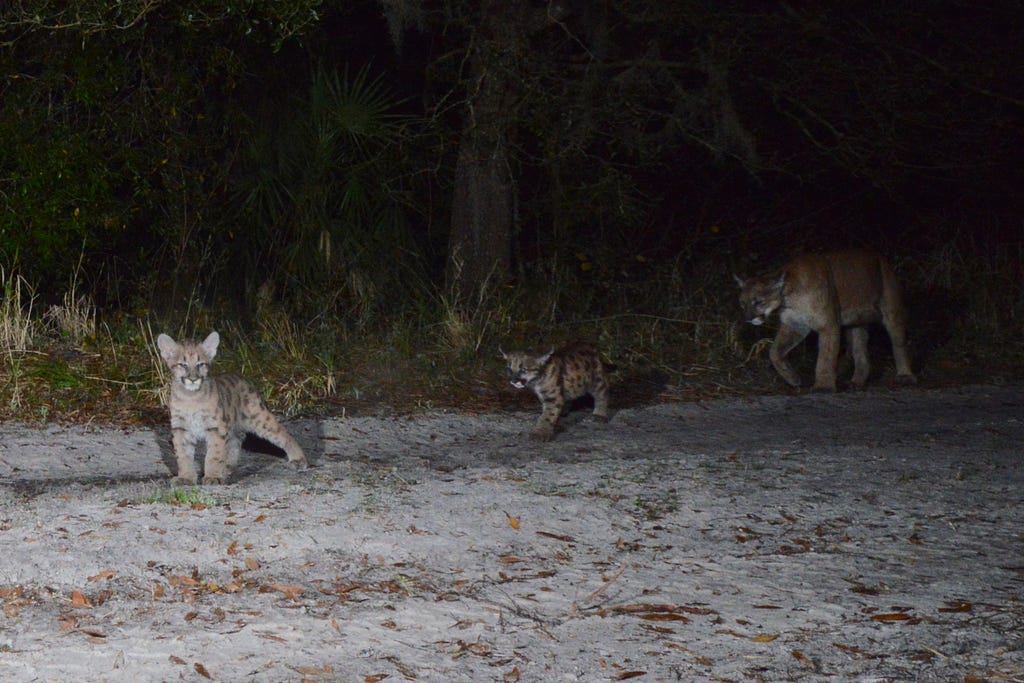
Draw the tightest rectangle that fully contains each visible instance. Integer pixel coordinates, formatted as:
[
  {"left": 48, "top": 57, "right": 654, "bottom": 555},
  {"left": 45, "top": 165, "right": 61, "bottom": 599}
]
[
  {"left": 156, "top": 331, "right": 307, "bottom": 485},
  {"left": 735, "top": 250, "right": 916, "bottom": 392},
  {"left": 501, "top": 341, "right": 610, "bottom": 440}
]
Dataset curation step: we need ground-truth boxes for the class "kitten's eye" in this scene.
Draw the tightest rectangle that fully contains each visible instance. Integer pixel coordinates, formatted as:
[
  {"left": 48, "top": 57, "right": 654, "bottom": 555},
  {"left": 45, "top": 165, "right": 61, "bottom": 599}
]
[
  {"left": 197, "top": 362, "right": 207, "bottom": 369},
  {"left": 176, "top": 363, "right": 187, "bottom": 369}
]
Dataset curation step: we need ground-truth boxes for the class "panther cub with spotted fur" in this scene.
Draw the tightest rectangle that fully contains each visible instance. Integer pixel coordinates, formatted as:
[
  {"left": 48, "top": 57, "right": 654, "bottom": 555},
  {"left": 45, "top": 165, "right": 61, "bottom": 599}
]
[
  {"left": 157, "top": 331, "right": 307, "bottom": 484},
  {"left": 501, "top": 341, "right": 610, "bottom": 441}
]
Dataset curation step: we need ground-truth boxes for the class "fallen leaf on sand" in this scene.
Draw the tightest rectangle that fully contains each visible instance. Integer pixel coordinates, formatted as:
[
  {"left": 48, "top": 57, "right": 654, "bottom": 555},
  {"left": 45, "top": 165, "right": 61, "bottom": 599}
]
[
  {"left": 87, "top": 569, "right": 116, "bottom": 582},
  {"left": 871, "top": 613, "right": 911, "bottom": 622},
  {"left": 194, "top": 662, "right": 212, "bottom": 679},
  {"left": 263, "top": 584, "right": 304, "bottom": 601},
  {"left": 294, "top": 665, "right": 334, "bottom": 675},
  {"left": 70, "top": 591, "right": 91, "bottom": 607},
  {"left": 505, "top": 511, "right": 520, "bottom": 530},
  {"left": 938, "top": 600, "right": 972, "bottom": 613},
  {"left": 639, "top": 613, "right": 689, "bottom": 622}
]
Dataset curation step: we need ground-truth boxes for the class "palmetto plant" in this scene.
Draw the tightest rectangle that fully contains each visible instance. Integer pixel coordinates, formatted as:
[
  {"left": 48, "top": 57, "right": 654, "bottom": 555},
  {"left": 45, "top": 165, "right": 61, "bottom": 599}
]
[{"left": 234, "top": 64, "right": 429, "bottom": 322}]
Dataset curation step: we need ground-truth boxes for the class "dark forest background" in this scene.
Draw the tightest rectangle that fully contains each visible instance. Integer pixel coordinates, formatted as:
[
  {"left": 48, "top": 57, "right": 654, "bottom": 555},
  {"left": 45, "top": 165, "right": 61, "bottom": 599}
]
[{"left": 1, "top": 0, "right": 1022, "bottom": 418}]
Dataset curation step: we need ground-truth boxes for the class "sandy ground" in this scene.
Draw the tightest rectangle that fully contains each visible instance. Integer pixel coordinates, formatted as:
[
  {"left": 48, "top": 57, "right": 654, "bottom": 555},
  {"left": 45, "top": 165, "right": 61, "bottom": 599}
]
[{"left": 0, "top": 383, "right": 1022, "bottom": 683}]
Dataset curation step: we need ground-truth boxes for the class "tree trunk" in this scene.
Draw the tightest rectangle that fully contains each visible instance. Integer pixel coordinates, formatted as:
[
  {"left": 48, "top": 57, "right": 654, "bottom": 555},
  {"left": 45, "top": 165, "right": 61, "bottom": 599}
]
[
  {"left": 445, "top": 0, "right": 537, "bottom": 298},
  {"left": 448, "top": 122, "right": 513, "bottom": 297}
]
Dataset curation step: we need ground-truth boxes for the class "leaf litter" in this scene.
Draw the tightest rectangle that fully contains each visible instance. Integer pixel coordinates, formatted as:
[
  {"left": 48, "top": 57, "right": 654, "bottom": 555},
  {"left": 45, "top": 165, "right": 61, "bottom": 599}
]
[{"left": 0, "top": 384, "right": 1022, "bottom": 681}]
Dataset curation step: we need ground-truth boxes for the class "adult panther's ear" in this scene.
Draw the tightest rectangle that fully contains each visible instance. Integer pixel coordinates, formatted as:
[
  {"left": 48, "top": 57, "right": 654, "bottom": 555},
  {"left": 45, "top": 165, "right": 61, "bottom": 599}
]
[{"left": 733, "top": 274, "right": 746, "bottom": 288}]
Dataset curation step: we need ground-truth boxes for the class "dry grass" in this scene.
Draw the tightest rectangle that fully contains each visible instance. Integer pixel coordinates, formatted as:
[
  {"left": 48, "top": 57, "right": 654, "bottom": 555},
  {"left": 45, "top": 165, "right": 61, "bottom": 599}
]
[
  {"left": 0, "top": 266, "right": 37, "bottom": 353},
  {"left": 43, "top": 291, "right": 97, "bottom": 344}
]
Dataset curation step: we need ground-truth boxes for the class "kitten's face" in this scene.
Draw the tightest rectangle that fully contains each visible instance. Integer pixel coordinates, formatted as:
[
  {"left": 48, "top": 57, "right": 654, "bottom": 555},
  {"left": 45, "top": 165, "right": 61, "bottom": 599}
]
[
  {"left": 157, "top": 332, "right": 219, "bottom": 393},
  {"left": 501, "top": 349, "right": 552, "bottom": 389}
]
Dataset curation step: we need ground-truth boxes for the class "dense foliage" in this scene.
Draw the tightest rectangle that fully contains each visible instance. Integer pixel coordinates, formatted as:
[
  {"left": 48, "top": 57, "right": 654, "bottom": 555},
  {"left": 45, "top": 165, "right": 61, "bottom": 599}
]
[{"left": 1, "top": 1, "right": 1021, "bottom": 404}]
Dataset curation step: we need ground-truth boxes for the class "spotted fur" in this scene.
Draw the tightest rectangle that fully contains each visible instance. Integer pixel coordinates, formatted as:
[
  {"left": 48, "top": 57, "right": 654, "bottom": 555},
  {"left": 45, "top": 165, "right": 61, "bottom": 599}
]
[
  {"left": 501, "top": 341, "right": 610, "bottom": 440},
  {"left": 156, "top": 331, "right": 307, "bottom": 485}
]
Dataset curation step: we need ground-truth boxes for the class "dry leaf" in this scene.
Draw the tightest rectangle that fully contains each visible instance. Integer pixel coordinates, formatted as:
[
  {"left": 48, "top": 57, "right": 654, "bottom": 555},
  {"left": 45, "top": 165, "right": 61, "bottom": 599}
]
[
  {"left": 536, "top": 531, "right": 576, "bottom": 543},
  {"left": 194, "top": 662, "right": 212, "bottom": 679},
  {"left": 751, "top": 633, "right": 778, "bottom": 642},
  {"left": 226, "top": 541, "right": 238, "bottom": 556},
  {"left": 87, "top": 569, "right": 117, "bottom": 582},
  {"left": 612, "top": 672, "right": 647, "bottom": 680},
  {"left": 168, "top": 655, "right": 186, "bottom": 665},
  {"left": 938, "top": 601, "right": 972, "bottom": 613},
  {"left": 294, "top": 666, "right": 334, "bottom": 675},
  {"left": 70, "top": 590, "right": 91, "bottom": 607},
  {"left": 871, "top": 613, "right": 911, "bottom": 622},
  {"left": 499, "top": 555, "right": 521, "bottom": 564},
  {"left": 505, "top": 511, "right": 520, "bottom": 530},
  {"left": 503, "top": 665, "right": 521, "bottom": 681},
  {"left": 265, "top": 584, "right": 304, "bottom": 601},
  {"left": 639, "top": 613, "right": 689, "bottom": 622},
  {"left": 364, "top": 674, "right": 390, "bottom": 683},
  {"left": 245, "top": 557, "right": 260, "bottom": 571}
]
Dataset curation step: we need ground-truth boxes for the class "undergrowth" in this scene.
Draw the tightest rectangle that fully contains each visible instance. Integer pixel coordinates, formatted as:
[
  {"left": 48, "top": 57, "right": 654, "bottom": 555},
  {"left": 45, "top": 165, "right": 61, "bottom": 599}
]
[{"left": 0, "top": 238, "right": 1021, "bottom": 425}]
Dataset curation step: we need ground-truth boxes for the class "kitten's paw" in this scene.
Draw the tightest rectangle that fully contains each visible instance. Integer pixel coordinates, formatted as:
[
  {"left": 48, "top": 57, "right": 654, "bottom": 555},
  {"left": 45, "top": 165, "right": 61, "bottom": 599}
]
[
  {"left": 593, "top": 413, "right": 610, "bottom": 423},
  {"left": 202, "top": 475, "right": 225, "bottom": 485},
  {"left": 528, "top": 429, "right": 555, "bottom": 442},
  {"left": 174, "top": 475, "right": 198, "bottom": 486},
  {"left": 290, "top": 458, "right": 309, "bottom": 471}
]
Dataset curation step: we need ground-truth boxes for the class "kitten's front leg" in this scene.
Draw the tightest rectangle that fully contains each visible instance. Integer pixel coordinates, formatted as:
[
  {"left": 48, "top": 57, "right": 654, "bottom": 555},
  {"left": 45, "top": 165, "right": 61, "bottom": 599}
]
[
  {"left": 531, "top": 398, "right": 563, "bottom": 441},
  {"left": 282, "top": 437, "right": 308, "bottom": 470},
  {"left": 592, "top": 379, "right": 610, "bottom": 422},
  {"left": 203, "top": 429, "right": 229, "bottom": 485},
  {"left": 171, "top": 429, "right": 199, "bottom": 485}
]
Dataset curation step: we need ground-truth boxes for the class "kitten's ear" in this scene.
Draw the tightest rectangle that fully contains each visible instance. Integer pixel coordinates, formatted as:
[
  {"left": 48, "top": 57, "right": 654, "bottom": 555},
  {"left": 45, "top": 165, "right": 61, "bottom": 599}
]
[
  {"left": 733, "top": 274, "right": 746, "bottom": 288},
  {"left": 538, "top": 349, "right": 554, "bottom": 365},
  {"left": 156, "top": 334, "right": 178, "bottom": 363},
  {"left": 498, "top": 346, "right": 507, "bottom": 359},
  {"left": 201, "top": 331, "right": 220, "bottom": 360}
]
